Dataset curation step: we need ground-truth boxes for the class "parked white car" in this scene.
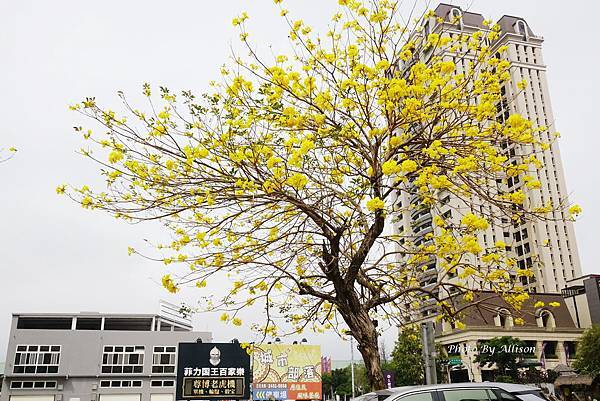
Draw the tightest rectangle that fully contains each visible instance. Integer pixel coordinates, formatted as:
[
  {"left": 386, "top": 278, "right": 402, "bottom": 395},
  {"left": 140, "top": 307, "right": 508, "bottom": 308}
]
[{"left": 352, "top": 382, "right": 548, "bottom": 401}]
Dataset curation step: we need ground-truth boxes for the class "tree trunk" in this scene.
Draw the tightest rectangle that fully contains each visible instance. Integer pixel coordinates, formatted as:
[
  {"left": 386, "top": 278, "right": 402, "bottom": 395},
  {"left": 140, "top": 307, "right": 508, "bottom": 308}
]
[
  {"left": 343, "top": 308, "right": 386, "bottom": 391},
  {"left": 356, "top": 334, "right": 386, "bottom": 391}
]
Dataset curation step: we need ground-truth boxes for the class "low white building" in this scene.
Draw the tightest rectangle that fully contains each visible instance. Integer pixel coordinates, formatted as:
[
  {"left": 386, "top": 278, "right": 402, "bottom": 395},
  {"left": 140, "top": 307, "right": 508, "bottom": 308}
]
[
  {"left": 0, "top": 311, "right": 212, "bottom": 401},
  {"left": 435, "top": 292, "right": 584, "bottom": 382}
]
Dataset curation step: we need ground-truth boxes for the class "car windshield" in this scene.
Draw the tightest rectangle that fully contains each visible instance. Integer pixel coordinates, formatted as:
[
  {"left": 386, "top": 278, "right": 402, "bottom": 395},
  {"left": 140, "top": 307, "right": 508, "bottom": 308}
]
[{"left": 512, "top": 392, "right": 548, "bottom": 401}]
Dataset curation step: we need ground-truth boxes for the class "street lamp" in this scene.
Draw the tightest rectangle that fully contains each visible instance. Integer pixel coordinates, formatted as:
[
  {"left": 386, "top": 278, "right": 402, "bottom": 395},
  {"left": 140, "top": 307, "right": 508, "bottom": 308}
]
[{"left": 344, "top": 330, "right": 356, "bottom": 399}]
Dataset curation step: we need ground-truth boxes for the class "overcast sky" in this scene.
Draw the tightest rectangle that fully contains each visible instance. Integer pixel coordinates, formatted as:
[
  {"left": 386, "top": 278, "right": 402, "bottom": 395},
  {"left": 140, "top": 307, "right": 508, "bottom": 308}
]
[{"left": 1, "top": 0, "right": 598, "bottom": 361}]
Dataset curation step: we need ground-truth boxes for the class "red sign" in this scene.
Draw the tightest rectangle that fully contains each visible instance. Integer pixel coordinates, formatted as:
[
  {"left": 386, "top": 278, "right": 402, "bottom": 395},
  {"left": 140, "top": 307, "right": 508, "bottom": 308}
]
[{"left": 287, "top": 382, "right": 322, "bottom": 400}]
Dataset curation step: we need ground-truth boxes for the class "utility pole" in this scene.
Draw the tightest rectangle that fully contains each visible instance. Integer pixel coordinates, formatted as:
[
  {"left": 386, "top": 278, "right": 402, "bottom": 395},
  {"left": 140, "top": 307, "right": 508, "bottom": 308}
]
[
  {"left": 421, "top": 321, "right": 437, "bottom": 385},
  {"left": 380, "top": 338, "right": 387, "bottom": 363},
  {"left": 350, "top": 335, "right": 356, "bottom": 399}
]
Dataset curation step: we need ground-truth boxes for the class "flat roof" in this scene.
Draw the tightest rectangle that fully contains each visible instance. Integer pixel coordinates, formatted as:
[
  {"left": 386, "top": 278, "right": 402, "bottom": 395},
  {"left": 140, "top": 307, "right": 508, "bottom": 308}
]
[
  {"left": 13, "top": 312, "right": 162, "bottom": 318},
  {"left": 12, "top": 312, "right": 194, "bottom": 331},
  {"left": 566, "top": 274, "right": 600, "bottom": 282}
]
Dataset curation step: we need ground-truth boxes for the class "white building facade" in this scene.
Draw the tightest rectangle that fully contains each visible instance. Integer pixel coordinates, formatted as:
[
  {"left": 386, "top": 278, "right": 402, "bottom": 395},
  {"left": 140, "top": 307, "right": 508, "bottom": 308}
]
[{"left": 393, "top": 3, "right": 583, "bottom": 320}]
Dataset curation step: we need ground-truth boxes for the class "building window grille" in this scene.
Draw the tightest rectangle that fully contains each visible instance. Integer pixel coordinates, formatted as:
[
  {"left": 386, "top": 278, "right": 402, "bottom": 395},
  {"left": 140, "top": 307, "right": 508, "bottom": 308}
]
[
  {"left": 100, "top": 380, "right": 143, "bottom": 388},
  {"left": 101, "top": 346, "right": 144, "bottom": 374},
  {"left": 10, "top": 381, "right": 57, "bottom": 390},
  {"left": 152, "top": 346, "right": 176, "bottom": 374},
  {"left": 151, "top": 380, "right": 175, "bottom": 387},
  {"left": 13, "top": 345, "right": 60, "bottom": 374}
]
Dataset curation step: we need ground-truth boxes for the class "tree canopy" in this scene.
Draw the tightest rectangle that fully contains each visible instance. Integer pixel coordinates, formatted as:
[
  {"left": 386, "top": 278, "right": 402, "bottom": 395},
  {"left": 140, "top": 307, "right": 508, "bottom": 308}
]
[
  {"left": 63, "top": 0, "right": 580, "bottom": 388},
  {"left": 474, "top": 336, "right": 526, "bottom": 379},
  {"left": 573, "top": 325, "right": 600, "bottom": 377},
  {"left": 388, "top": 325, "right": 425, "bottom": 385}
]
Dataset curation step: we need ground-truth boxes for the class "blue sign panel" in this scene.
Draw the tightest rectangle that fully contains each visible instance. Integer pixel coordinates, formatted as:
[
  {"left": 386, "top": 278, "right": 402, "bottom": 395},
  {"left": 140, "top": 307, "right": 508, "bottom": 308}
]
[{"left": 252, "top": 388, "right": 289, "bottom": 400}]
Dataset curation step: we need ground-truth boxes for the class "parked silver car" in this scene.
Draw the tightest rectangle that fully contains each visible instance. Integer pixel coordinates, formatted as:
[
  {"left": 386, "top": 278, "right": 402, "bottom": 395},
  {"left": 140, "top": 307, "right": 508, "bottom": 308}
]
[{"left": 352, "top": 382, "right": 548, "bottom": 401}]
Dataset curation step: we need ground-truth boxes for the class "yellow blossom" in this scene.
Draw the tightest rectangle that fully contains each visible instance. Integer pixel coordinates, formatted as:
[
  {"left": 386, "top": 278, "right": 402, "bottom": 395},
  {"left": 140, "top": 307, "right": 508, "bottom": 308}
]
[
  {"left": 161, "top": 275, "right": 178, "bottom": 293},
  {"left": 461, "top": 213, "right": 489, "bottom": 231},
  {"left": 108, "top": 149, "right": 124, "bottom": 164},
  {"left": 569, "top": 204, "right": 582, "bottom": 217},
  {"left": 381, "top": 160, "right": 401, "bottom": 175},
  {"left": 505, "top": 190, "right": 525, "bottom": 205},
  {"left": 366, "top": 197, "right": 385, "bottom": 212},
  {"left": 286, "top": 173, "right": 308, "bottom": 189},
  {"left": 401, "top": 159, "right": 417, "bottom": 173}
]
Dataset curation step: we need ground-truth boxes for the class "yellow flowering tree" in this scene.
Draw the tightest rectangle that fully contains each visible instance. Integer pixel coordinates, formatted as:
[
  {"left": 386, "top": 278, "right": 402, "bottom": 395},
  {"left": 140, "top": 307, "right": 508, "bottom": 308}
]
[
  {"left": 65, "top": 0, "right": 579, "bottom": 389},
  {"left": 0, "top": 147, "right": 17, "bottom": 163}
]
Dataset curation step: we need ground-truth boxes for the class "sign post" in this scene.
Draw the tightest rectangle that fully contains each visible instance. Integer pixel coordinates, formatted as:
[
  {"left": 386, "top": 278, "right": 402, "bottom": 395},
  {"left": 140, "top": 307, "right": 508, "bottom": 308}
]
[
  {"left": 176, "top": 342, "right": 251, "bottom": 400},
  {"left": 383, "top": 371, "right": 395, "bottom": 389}
]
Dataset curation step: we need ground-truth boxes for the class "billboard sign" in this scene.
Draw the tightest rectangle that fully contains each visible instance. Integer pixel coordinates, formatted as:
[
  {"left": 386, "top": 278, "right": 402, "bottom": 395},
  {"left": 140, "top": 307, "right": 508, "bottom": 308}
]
[
  {"left": 252, "top": 344, "right": 322, "bottom": 400},
  {"left": 176, "top": 342, "right": 251, "bottom": 400}
]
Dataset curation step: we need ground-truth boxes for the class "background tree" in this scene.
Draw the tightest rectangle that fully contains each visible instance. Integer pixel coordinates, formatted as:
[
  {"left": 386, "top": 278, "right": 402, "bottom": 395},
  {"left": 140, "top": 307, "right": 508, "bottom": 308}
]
[
  {"left": 573, "top": 325, "right": 600, "bottom": 377},
  {"left": 517, "top": 366, "right": 558, "bottom": 385},
  {"left": 474, "top": 336, "right": 526, "bottom": 380},
  {"left": 321, "top": 372, "right": 335, "bottom": 399},
  {"left": 64, "top": 0, "right": 580, "bottom": 389},
  {"left": 388, "top": 325, "right": 424, "bottom": 385},
  {"left": 386, "top": 325, "right": 447, "bottom": 385},
  {"left": 322, "top": 366, "right": 369, "bottom": 398}
]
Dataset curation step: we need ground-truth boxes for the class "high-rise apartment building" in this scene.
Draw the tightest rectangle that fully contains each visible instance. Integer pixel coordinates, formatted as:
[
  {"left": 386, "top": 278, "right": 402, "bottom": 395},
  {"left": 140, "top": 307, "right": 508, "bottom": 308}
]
[{"left": 393, "top": 4, "right": 582, "bottom": 318}]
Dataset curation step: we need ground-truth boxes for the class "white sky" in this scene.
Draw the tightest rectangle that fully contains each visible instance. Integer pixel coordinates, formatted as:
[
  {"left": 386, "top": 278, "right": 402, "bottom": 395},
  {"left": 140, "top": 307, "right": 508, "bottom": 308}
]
[{"left": 1, "top": 0, "right": 598, "bottom": 361}]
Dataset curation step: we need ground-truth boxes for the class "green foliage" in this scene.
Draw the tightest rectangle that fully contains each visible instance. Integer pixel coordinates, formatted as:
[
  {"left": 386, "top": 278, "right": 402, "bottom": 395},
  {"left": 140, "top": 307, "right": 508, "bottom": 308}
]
[
  {"left": 388, "top": 325, "right": 425, "bottom": 386},
  {"left": 474, "top": 336, "right": 526, "bottom": 379},
  {"left": 322, "top": 366, "right": 370, "bottom": 397},
  {"left": 386, "top": 325, "right": 449, "bottom": 385},
  {"left": 573, "top": 325, "right": 600, "bottom": 376},
  {"left": 517, "top": 367, "right": 559, "bottom": 384}
]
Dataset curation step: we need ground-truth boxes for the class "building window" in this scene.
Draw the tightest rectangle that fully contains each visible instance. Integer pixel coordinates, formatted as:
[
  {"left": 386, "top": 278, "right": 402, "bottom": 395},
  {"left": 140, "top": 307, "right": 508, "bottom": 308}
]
[
  {"left": 10, "top": 381, "right": 57, "bottom": 390},
  {"left": 564, "top": 341, "right": 577, "bottom": 358},
  {"left": 516, "top": 20, "right": 528, "bottom": 39},
  {"left": 450, "top": 8, "right": 462, "bottom": 25},
  {"left": 494, "top": 308, "right": 514, "bottom": 328},
  {"left": 152, "top": 346, "right": 176, "bottom": 374},
  {"left": 101, "top": 346, "right": 144, "bottom": 374},
  {"left": 151, "top": 380, "right": 175, "bottom": 387},
  {"left": 100, "top": 380, "right": 143, "bottom": 388},
  {"left": 537, "top": 310, "right": 556, "bottom": 328},
  {"left": 13, "top": 345, "right": 60, "bottom": 374},
  {"left": 543, "top": 341, "right": 558, "bottom": 359}
]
